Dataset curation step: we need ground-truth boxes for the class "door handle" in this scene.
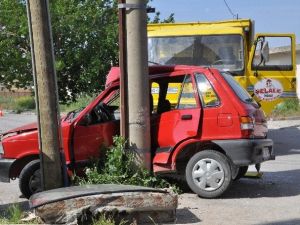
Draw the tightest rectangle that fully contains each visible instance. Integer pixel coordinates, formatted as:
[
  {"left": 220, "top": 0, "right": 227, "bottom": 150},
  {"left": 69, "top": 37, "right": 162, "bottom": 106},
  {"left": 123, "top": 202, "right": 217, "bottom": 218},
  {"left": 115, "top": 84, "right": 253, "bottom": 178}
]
[{"left": 181, "top": 114, "right": 192, "bottom": 120}]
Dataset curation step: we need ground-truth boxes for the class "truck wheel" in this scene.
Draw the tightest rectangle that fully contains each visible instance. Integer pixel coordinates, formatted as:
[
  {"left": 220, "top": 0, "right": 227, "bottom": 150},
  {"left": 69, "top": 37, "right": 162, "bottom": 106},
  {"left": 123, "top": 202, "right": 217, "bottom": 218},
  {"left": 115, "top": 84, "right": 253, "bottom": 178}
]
[
  {"left": 233, "top": 166, "right": 248, "bottom": 181},
  {"left": 19, "top": 160, "right": 41, "bottom": 199},
  {"left": 185, "top": 150, "right": 232, "bottom": 198}
]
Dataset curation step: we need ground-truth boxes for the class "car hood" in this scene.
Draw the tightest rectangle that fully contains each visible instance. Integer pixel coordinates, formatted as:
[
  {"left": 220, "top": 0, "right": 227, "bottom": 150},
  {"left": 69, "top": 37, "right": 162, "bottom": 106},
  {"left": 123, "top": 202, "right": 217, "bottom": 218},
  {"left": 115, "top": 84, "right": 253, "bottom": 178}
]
[{"left": 1, "top": 122, "right": 38, "bottom": 137}]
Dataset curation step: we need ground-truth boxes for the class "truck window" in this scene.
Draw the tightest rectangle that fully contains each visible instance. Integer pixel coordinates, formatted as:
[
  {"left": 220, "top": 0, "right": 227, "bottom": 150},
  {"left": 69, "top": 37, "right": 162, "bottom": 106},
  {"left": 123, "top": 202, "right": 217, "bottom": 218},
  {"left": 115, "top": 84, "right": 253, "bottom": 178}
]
[
  {"left": 195, "top": 73, "right": 220, "bottom": 107},
  {"left": 252, "top": 36, "right": 293, "bottom": 71},
  {"left": 148, "top": 35, "right": 244, "bottom": 74}
]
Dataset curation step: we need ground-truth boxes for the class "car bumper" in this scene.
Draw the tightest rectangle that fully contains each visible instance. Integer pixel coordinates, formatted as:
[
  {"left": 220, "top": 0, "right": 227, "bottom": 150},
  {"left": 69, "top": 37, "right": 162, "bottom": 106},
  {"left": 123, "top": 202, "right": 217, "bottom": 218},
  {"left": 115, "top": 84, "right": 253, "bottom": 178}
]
[
  {"left": 0, "top": 159, "right": 15, "bottom": 182},
  {"left": 213, "top": 139, "right": 274, "bottom": 166}
]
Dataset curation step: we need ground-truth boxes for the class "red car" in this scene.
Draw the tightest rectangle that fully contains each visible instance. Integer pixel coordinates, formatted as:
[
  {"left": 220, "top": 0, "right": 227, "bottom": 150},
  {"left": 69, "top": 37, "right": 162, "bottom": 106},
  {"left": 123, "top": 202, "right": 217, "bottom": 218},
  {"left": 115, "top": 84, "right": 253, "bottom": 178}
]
[{"left": 0, "top": 66, "right": 274, "bottom": 198}]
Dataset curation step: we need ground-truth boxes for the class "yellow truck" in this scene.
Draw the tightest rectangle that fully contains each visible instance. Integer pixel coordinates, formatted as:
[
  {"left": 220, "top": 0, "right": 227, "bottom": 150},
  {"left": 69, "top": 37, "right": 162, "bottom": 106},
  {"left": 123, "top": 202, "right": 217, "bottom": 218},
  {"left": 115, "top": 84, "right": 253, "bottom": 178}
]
[{"left": 148, "top": 19, "right": 297, "bottom": 115}]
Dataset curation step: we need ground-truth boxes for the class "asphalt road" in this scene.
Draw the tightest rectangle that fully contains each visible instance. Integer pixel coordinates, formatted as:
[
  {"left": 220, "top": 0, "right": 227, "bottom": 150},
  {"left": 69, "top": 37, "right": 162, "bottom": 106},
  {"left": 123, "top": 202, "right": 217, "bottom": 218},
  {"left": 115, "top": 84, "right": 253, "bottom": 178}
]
[{"left": 0, "top": 113, "right": 300, "bottom": 224}]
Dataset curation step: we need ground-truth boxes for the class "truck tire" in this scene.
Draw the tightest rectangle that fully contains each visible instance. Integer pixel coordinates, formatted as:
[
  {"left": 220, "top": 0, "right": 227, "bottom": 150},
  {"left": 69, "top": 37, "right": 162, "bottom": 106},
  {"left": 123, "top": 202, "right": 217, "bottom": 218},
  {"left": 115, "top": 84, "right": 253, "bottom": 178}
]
[
  {"left": 19, "top": 160, "right": 41, "bottom": 199},
  {"left": 185, "top": 150, "right": 232, "bottom": 198},
  {"left": 233, "top": 166, "right": 248, "bottom": 181}
]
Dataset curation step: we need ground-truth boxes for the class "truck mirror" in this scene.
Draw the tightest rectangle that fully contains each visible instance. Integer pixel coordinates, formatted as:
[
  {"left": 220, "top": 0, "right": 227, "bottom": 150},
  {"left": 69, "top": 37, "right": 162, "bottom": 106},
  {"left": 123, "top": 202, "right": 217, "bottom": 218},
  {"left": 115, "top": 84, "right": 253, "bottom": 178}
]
[
  {"left": 253, "top": 37, "right": 270, "bottom": 67},
  {"left": 260, "top": 39, "right": 269, "bottom": 63}
]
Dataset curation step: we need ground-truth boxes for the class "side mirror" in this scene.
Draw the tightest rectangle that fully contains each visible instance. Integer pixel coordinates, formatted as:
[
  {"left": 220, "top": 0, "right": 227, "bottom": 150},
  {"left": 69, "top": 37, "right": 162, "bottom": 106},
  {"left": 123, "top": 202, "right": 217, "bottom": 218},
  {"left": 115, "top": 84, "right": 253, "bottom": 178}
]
[
  {"left": 260, "top": 39, "right": 269, "bottom": 63},
  {"left": 78, "top": 113, "right": 92, "bottom": 126}
]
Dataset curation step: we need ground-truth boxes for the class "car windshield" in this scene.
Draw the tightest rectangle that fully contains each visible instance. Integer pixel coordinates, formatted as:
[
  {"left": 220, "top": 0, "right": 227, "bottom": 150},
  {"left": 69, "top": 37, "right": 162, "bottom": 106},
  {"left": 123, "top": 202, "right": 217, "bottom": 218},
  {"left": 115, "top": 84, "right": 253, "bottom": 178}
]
[
  {"left": 148, "top": 34, "right": 244, "bottom": 74},
  {"left": 221, "top": 71, "right": 257, "bottom": 106},
  {"left": 64, "top": 107, "right": 85, "bottom": 121}
]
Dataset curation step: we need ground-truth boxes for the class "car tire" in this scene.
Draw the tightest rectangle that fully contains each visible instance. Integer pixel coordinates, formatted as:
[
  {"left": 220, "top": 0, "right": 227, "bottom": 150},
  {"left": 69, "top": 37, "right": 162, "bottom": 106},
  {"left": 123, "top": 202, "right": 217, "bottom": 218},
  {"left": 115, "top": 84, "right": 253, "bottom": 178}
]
[
  {"left": 233, "top": 166, "right": 248, "bottom": 181},
  {"left": 19, "top": 160, "right": 42, "bottom": 199},
  {"left": 185, "top": 150, "right": 232, "bottom": 198}
]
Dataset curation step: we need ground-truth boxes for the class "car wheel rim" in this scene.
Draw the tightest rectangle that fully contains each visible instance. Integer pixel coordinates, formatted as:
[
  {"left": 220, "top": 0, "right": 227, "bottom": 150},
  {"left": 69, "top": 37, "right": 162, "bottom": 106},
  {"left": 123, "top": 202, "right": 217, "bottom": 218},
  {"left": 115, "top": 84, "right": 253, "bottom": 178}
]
[
  {"left": 192, "top": 158, "right": 225, "bottom": 192},
  {"left": 29, "top": 169, "right": 42, "bottom": 194}
]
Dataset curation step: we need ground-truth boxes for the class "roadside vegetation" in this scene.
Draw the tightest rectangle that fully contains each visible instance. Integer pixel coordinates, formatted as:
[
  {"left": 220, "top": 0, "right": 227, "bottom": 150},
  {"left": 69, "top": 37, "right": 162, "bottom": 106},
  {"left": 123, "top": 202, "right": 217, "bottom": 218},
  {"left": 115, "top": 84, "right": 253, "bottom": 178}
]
[
  {"left": 0, "top": 204, "right": 127, "bottom": 225},
  {"left": 0, "top": 94, "right": 92, "bottom": 113},
  {"left": 0, "top": 205, "right": 39, "bottom": 224},
  {"left": 0, "top": 95, "right": 35, "bottom": 113},
  {"left": 59, "top": 94, "right": 94, "bottom": 113},
  {"left": 270, "top": 99, "right": 300, "bottom": 119},
  {"left": 75, "top": 136, "right": 180, "bottom": 193}
]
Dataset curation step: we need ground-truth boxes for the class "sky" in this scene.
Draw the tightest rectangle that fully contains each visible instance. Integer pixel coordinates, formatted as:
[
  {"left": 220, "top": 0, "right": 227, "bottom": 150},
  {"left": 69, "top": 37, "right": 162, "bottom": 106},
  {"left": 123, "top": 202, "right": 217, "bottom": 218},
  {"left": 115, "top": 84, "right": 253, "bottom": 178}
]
[{"left": 149, "top": 0, "right": 300, "bottom": 44}]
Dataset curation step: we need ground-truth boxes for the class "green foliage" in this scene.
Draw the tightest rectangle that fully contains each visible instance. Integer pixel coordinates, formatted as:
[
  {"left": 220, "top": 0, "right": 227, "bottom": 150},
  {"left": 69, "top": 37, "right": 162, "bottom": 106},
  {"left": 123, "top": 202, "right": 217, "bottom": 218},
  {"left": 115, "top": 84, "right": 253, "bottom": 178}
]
[
  {"left": 60, "top": 94, "right": 94, "bottom": 112},
  {"left": 92, "top": 214, "right": 128, "bottom": 225},
  {"left": 76, "top": 136, "right": 180, "bottom": 193},
  {"left": 14, "top": 96, "right": 35, "bottom": 112},
  {"left": 0, "top": 0, "right": 118, "bottom": 103},
  {"left": 0, "top": 95, "right": 35, "bottom": 112},
  {"left": 0, "top": 1, "right": 175, "bottom": 104},
  {"left": 271, "top": 99, "right": 300, "bottom": 118},
  {"left": 0, "top": 205, "right": 39, "bottom": 224},
  {"left": 0, "top": 95, "right": 15, "bottom": 109},
  {"left": 151, "top": 11, "right": 175, "bottom": 23}
]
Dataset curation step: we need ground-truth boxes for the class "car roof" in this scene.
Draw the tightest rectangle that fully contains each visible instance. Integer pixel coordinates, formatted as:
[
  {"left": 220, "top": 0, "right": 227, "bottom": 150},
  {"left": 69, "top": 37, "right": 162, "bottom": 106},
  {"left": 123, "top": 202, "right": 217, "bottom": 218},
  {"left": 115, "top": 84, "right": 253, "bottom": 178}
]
[{"left": 105, "top": 65, "right": 210, "bottom": 87}]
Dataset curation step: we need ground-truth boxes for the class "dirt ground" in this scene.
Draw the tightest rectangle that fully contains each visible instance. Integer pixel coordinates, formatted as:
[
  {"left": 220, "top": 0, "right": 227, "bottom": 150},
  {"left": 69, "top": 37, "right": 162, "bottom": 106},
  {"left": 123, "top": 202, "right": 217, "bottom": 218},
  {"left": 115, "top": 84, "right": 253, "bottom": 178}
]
[{"left": 1, "top": 114, "right": 300, "bottom": 224}]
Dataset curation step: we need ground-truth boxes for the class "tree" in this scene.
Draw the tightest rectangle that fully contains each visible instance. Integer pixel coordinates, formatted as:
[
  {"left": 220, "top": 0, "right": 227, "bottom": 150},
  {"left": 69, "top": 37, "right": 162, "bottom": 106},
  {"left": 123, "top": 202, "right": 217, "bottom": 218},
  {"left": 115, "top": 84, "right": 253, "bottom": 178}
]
[
  {"left": 0, "top": 0, "right": 118, "bottom": 103},
  {"left": 0, "top": 0, "right": 173, "bottom": 103},
  {"left": 151, "top": 12, "right": 175, "bottom": 24}
]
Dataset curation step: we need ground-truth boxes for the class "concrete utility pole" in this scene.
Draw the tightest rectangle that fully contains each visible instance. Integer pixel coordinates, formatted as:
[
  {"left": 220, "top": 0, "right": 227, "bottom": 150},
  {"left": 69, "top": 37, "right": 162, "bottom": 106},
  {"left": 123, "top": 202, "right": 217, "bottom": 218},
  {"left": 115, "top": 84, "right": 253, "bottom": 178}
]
[
  {"left": 119, "top": 0, "right": 151, "bottom": 170},
  {"left": 26, "top": 0, "right": 63, "bottom": 190}
]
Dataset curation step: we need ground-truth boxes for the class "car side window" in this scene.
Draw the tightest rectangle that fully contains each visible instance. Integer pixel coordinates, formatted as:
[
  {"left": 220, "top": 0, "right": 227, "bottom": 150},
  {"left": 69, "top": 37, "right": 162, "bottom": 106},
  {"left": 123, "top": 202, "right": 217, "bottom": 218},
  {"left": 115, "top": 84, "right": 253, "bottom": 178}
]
[
  {"left": 151, "top": 75, "right": 197, "bottom": 113},
  {"left": 177, "top": 75, "right": 197, "bottom": 109},
  {"left": 195, "top": 73, "right": 220, "bottom": 107},
  {"left": 89, "top": 89, "right": 120, "bottom": 124}
]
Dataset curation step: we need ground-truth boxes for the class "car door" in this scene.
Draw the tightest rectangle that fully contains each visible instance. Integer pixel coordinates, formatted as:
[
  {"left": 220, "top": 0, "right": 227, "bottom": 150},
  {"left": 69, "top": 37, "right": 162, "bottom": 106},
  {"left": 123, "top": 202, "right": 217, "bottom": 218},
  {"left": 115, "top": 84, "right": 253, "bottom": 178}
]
[
  {"left": 151, "top": 73, "right": 201, "bottom": 164},
  {"left": 72, "top": 89, "right": 120, "bottom": 166},
  {"left": 247, "top": 34, "right": 296, "bottom": 115}
]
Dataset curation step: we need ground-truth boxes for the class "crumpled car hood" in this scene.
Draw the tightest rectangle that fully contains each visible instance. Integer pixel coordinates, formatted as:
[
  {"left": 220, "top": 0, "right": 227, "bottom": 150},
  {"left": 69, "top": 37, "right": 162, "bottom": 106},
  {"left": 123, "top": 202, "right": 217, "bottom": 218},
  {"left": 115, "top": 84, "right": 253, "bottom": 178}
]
[{"left": 1, "top": 122, "right": 38, "bottom": 137}]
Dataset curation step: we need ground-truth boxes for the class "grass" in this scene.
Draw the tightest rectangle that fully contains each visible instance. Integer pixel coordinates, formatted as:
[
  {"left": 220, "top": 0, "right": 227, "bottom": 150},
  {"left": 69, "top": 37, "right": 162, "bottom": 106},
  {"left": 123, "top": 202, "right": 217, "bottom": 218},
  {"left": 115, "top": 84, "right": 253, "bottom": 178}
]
[
  {"left": 270, "top": 99, "right": 300, "bottom": 119},
  {"left": 0, "top": 95, "right": 35, "bottom": 113},
  {"left": 0, "top": 205, "right": 40, "bottom": 224},
  {"left": 0, "top": 205, "right": 128, "bottom": 225},
  {"left": 59, "top": 94, "right": 94, "bottom": 113},
  {"left": 0, "top": 94, "right": 94, "bottom": 113}
]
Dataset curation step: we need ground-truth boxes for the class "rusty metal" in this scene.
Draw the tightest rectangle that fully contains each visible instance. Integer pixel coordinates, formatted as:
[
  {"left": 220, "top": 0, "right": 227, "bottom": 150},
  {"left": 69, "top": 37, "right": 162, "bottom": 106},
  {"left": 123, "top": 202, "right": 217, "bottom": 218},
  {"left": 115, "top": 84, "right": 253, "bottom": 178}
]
[
  {"left": 118, "top": 0, "right": 129, "bottom": 142},
  {"left": 30, "top": 184, "right": 178, "bottom": 224}
]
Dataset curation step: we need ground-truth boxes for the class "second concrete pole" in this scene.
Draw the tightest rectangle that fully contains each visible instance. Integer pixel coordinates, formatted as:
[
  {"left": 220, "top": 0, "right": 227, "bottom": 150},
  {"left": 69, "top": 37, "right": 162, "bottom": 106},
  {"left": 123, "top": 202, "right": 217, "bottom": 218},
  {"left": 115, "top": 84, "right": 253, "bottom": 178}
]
[{"left": 125, "top": 0, "right": 151, "bottom": 170}]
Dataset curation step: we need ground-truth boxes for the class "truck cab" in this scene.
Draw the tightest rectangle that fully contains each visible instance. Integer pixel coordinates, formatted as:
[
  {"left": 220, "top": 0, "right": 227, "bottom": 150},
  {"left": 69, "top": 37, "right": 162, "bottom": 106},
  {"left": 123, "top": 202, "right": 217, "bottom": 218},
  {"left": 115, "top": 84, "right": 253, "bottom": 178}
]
[
  {"left": 148, "top": 19, "right": 297, "bottom": 115},
  {"left": 0, "top": 66, "right": 274, "bottom": 198}
]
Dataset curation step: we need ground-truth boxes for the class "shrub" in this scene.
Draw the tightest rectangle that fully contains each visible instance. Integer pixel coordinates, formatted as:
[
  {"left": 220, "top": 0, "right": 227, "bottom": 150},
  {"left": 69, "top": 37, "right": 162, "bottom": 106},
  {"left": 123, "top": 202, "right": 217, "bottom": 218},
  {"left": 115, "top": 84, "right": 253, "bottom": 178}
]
[
  {"left": 0, "top": 204, "right": 39, "bottom": 224},
  {"left": 60, "top": 94, "right": 94, "bottom": 113},
  {"left": 271, "top": 98, "right": 300, "bottom": 118},
  {"left": 14, "top": 96, "right": 35, "bottom": 113},
  {"left": 75, "top": 136, "right": 180, "bottom": 193}
]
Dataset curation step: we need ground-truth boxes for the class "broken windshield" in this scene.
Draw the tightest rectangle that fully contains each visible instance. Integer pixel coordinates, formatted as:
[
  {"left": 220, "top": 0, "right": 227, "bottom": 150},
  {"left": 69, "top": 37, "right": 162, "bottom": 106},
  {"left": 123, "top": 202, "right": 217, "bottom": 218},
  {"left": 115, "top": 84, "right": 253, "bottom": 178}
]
[{"left": 148, "top": 35, "right": 244, "bottom": 74}]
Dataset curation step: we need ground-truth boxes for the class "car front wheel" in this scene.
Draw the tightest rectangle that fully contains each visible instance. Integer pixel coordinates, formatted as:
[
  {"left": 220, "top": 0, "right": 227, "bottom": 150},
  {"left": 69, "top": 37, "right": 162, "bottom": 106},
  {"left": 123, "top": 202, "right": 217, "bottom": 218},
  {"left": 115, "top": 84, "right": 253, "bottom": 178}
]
[
  {"left": 185, "top": 150, "right": 232, "bottom": 198},
  {"left": 19, "top": 160, "right": 42, "bottom": 199}
]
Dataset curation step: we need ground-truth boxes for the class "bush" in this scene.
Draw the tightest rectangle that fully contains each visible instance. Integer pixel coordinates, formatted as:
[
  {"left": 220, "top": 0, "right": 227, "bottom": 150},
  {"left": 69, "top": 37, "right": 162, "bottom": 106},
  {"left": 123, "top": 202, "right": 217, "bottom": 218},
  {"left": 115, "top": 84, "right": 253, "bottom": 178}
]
[
  {"left": 14, "top": 96, "right": 35, "bottom": 113},
  {"left": 60, "top": 94, "right": 94, "bottom": 113},
  {"left": 0, "top": 205, "right": 40, "bottom": 224},
  {"left": 271, "top": 98, "right": 300, "bottom": 118},
  {"left": 75, "top": 136, "right": 180, "bottom": 193}
]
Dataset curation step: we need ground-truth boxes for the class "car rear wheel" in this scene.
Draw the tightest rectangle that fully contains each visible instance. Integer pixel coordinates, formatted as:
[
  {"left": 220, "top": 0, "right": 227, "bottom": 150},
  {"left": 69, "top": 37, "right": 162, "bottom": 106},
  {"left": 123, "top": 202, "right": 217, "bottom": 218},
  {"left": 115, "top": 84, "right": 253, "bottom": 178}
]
[
  {"left": 186, "top": 150, "right": 232, "bottom": 198},
  {"left": 19, "top": 160, "right": 42, "bottom": 199}
]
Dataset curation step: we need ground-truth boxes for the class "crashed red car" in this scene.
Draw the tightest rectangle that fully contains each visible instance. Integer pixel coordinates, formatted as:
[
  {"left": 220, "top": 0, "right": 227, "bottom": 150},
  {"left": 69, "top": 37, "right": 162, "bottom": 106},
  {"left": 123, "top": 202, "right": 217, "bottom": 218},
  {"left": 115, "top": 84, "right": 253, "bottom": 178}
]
[{"left": 0, "top": 65, "right": 274, "bottom": 198}]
